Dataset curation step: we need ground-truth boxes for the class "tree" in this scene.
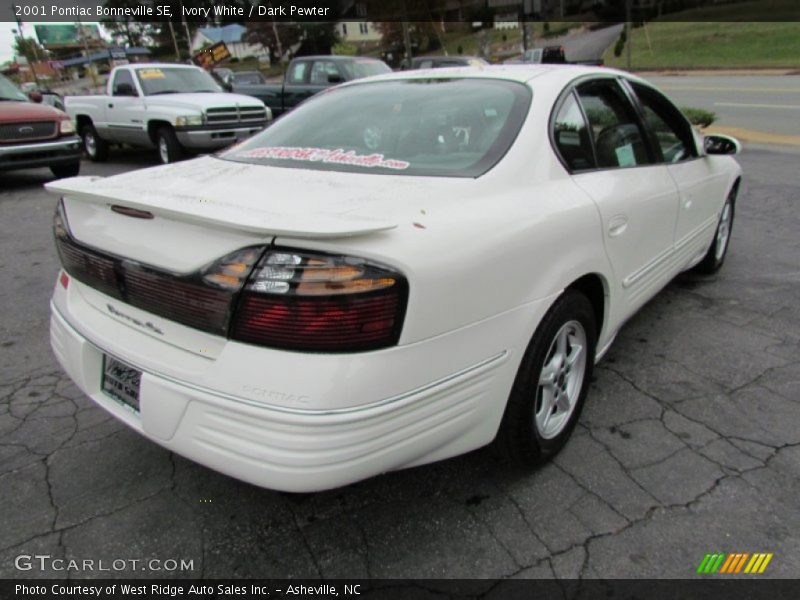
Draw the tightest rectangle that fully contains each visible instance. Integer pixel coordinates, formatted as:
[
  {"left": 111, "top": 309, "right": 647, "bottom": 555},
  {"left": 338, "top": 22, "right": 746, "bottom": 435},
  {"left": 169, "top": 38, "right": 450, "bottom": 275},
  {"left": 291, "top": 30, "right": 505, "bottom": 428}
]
[
  {"left": 245, "top": 22, "right": 339, "bottom": 64},
  {"left": 101, "top": 0, "right": 157, "bottom": 47},
  {"left": 14, "top": 37, "right": 47, "bottom": 63}
]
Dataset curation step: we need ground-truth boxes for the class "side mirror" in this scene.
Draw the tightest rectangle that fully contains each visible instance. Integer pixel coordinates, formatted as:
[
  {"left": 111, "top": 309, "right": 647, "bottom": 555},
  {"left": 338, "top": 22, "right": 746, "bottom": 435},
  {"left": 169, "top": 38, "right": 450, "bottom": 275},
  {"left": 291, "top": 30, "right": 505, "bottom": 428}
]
[
  {"left": 704, "top": 134, "right": 740, "bottom": 155},
  {"left": 114, "top": 83, "right": 137, "bottom": 97},
  {"left": 327, "top": 73, "right": 343, "bottom": 84},
  {"left": 28, "top": 91, "right": 43, "bottom": 103}
]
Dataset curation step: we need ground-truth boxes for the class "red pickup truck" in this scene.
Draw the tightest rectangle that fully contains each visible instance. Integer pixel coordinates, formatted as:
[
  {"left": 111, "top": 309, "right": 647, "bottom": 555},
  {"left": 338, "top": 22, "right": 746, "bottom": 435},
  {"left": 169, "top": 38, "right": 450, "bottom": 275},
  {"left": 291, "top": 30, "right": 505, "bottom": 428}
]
[{"left": 0, "top": 73, "right": 81, "bottom": 178}]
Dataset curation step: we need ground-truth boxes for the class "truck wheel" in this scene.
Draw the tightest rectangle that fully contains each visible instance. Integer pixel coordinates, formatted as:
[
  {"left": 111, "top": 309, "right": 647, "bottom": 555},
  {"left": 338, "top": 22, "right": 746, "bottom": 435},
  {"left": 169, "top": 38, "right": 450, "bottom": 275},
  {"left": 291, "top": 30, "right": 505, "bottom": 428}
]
[
  {"left": 156, "top": 127, "right": 185, "bottom": 164},
  {"left": 50, "top": 162, "right": 81, "bottom": 179},
  {"left": 81, "top": 124, "right": 108, "bottom": 162}
]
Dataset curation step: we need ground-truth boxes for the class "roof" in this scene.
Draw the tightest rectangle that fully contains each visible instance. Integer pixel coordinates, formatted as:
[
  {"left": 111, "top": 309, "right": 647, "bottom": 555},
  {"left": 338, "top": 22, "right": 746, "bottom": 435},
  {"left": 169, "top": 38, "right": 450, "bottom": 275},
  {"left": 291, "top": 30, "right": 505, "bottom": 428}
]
[
  {"left": 197, "top": 24, "right": 247, "bottom": 45},
  {"left": 352, "top": 64, "right": 623, "bottom": 85},
  {"left": 59, "top": 47, "right": 150, "bottom": 68}
]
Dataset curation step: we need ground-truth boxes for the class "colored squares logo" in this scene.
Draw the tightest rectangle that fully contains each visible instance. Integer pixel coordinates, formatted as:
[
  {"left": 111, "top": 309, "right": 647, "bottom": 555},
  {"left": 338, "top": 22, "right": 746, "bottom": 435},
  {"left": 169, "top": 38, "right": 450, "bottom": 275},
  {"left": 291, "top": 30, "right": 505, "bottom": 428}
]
[{"left": 697, "top": 552, "right": 773, "bottom": 574}]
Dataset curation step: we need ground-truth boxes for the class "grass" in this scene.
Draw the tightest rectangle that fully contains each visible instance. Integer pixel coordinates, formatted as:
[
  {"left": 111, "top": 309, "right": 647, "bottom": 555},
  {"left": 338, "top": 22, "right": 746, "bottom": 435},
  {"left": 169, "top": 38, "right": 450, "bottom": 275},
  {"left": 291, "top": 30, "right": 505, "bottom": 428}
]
[{"left": 603, "top": 21, "right": 800, "bottom": 69}]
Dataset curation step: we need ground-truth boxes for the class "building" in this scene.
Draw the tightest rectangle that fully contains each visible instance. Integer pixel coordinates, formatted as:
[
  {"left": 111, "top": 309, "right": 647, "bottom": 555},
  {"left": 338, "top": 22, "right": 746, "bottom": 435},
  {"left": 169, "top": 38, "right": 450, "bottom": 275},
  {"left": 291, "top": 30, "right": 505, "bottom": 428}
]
[
  {"left": 191, "top": 24, "right": 268, "bottom": 61},
  {"left": 335, "top": 21, "right": 382, "bottom": 43}
]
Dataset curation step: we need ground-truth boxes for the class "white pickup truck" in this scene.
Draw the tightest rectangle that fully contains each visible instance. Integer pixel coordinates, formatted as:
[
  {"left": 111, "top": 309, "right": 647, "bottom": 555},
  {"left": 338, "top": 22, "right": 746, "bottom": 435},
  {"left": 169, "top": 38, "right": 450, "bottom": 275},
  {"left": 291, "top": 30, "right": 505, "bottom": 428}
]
[{"left": 66, "top": 63, "right": 272, "bottom": 164}]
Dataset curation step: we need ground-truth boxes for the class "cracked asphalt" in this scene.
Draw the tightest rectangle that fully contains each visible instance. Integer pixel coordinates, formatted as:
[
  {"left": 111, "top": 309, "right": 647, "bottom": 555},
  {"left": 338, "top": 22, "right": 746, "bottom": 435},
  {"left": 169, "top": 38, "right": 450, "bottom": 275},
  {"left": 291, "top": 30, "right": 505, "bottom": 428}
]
[{"left": 1, "top": 147, "right": 799, "bottom": 580}]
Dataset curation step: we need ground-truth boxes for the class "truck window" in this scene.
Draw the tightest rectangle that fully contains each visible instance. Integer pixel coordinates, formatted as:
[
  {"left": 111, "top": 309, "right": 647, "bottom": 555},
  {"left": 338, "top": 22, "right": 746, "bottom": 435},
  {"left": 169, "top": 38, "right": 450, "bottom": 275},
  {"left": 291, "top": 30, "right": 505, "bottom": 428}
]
[
  {"left": 112, "top": 70, "right": 137, "bottom": 96},
  {"left": 288, "top": 62, "right": 309, "bottom": 84},
  {"left": 310, "top": 61, "right": 342, "bottom": 85}
]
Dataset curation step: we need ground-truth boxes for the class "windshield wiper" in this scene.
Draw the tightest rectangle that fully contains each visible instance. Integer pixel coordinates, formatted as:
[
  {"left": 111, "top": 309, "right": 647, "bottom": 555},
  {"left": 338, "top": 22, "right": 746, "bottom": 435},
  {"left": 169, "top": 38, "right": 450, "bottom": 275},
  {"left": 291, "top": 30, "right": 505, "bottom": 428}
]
[
  {"left": 0, "top": 97, "right": 24, "bottom": 101},
  {"left": 148, "top": 90, "right": 181, "bottom": 95}
]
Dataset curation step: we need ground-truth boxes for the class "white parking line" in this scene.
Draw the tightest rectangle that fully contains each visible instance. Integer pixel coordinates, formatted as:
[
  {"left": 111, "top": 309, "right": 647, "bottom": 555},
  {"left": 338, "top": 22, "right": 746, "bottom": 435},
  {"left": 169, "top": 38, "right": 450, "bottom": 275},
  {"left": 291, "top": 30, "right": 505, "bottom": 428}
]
[{"left": 714, "top": 102, "right": 800, "bottom": 110}]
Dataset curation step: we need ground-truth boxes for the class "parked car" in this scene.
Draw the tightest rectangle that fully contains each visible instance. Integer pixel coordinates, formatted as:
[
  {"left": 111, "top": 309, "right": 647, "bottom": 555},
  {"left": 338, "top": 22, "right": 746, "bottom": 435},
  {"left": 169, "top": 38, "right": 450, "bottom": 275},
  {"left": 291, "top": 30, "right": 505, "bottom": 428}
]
[
  {"left": 47, "top": 65, "right": 741, "bottom": 492},
  {"left": 229, "top": 56, "right": 391, "bottom": 117},
  {"left": 410, "top": 55, "right": 490, "bottom": 69},
  {"left": 65, "top": 63, "right": 271, "bottom": 164},
  {"left": 507, "top": 45, "right": 604, "bottom": 67},
  {"left": 0, "top": 73, "right": 81, "bottom": 178}
]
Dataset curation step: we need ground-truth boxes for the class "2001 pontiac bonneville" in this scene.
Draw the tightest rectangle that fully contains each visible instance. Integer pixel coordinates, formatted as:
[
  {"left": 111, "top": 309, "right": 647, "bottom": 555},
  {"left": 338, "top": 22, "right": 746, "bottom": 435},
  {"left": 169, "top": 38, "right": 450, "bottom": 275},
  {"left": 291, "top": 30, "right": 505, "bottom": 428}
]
[{"left": 47, "top": 66, "right": 741, "bottom": 492}]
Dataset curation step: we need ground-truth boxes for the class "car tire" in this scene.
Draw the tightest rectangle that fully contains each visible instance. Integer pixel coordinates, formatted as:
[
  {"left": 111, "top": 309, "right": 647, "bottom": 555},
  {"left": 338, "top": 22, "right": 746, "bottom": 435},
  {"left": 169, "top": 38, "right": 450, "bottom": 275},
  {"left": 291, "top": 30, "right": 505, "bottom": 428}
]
[
  {"left": 80, "top": 124, "right": 108, "bottom": 162},
  {"left": 694, "top": 188, "right": 736, "bottom": 275},
  {"left": 50, "top": 162, "right": 80, "bottom": 179},
  {"left": 495, "top": 290, "right": 597, "bottom": 465},
  {"left": 156, "top": 127, "right": 185, "bottom": 164}
]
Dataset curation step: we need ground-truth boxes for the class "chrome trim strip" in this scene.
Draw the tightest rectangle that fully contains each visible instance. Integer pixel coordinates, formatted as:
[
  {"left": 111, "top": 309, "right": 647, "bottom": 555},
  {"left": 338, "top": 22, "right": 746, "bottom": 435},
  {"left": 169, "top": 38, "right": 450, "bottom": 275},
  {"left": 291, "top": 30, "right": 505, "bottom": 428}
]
[
  {"left": 52, "top": 303, "right": 508, "bottom": 417},
  {"left": 0, "top": 137, "right": 81, "bottom": 156}
]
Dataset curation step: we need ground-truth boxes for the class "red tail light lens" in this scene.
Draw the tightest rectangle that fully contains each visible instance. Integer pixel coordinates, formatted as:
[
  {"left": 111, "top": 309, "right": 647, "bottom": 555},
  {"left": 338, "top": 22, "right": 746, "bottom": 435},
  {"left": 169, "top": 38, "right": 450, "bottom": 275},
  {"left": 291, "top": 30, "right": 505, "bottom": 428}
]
[{"left": 231, "top": 249, "right": 408, "bottom": 352}]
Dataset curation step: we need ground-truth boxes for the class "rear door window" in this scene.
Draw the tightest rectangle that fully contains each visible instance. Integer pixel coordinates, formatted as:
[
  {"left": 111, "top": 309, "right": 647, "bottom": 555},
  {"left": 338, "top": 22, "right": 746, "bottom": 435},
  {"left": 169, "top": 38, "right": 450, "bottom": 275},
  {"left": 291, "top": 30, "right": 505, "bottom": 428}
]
[{"left": 288, "top": 61, "right": 309, "bottom": 84}]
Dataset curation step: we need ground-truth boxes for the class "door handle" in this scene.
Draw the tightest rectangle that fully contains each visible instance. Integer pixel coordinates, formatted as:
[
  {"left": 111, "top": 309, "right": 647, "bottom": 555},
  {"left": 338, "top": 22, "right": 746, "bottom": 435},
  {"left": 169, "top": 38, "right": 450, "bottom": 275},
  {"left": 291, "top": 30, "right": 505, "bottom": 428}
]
[
  {"left": 108, "top": 103, "right": 114, "bottom": 108},
  {"left": 608, "top": 215, "right": 628, "bottom": 238}
]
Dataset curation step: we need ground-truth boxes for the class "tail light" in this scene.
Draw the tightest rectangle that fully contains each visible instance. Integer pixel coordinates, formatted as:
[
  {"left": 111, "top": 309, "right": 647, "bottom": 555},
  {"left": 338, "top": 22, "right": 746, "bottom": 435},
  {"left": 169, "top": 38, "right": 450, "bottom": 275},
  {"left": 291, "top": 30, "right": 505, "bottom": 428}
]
[{"left": 230, "top": 249, "right": 408, "bottom": 352}]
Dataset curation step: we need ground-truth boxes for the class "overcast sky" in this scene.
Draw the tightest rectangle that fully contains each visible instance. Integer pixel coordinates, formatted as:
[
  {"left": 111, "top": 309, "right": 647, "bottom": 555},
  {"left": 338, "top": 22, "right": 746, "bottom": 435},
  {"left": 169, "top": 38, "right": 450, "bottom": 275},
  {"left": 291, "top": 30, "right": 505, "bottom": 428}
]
[{"left": 1, "top": 21, "right": 20, "bottom": 64}]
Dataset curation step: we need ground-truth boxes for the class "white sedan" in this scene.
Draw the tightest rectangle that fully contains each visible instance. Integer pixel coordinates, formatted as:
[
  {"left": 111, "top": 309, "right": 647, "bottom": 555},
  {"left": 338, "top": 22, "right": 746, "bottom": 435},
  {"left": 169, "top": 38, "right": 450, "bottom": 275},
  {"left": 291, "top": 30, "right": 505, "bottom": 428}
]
[{"left": 47, "top": 65, "right": 741, "bottom": 492}]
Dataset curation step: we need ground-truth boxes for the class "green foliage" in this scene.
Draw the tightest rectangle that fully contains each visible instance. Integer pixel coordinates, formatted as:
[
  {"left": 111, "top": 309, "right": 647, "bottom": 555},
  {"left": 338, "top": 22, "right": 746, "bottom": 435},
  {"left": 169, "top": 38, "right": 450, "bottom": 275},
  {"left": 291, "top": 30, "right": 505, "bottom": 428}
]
[
  {"left": 332, "top": 43, "right": 358, "bottom": 56},
  {"left": 681, "top": 107, "right": 716, "bottom": 128}
]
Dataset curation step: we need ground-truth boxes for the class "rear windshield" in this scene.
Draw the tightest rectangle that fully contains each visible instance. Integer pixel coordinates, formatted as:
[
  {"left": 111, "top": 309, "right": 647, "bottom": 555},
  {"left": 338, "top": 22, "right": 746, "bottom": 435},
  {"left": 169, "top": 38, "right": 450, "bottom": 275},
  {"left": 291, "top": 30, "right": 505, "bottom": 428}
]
[
  {"left": 340, "top": 60, "right": 392, "bottom": 80},
  {"left": 221, "top": 78, "right": 531, "bottom": 177}
]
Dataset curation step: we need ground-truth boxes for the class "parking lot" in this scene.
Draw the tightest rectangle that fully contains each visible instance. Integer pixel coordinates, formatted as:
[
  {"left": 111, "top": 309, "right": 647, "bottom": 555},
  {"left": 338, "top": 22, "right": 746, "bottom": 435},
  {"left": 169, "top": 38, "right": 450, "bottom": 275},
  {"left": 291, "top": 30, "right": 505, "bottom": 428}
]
[{"left": 1, "top": 138, "right": 799, "bottom": 579}]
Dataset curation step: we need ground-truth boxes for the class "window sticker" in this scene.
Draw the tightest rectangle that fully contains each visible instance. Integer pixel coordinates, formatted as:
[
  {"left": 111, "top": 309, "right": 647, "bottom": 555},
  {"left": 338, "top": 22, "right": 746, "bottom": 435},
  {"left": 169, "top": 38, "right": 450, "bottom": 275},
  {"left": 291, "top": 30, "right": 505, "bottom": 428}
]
[
  {"left": 615, "top": 143, "right": 636, "bottom": 167},
  {"left": 235, "top": 146, "right": 411, "bottom": 170},
  {"left": 138, "top": 68, "right": 165, "bottom": 80}
]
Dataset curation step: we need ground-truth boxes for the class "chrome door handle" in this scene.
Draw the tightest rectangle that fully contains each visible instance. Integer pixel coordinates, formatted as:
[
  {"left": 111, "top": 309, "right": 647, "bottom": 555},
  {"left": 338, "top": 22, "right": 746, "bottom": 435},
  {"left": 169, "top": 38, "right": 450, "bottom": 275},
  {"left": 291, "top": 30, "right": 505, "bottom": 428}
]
[{"left": 608, "top": 215, "right": 628, "bottom": 237}]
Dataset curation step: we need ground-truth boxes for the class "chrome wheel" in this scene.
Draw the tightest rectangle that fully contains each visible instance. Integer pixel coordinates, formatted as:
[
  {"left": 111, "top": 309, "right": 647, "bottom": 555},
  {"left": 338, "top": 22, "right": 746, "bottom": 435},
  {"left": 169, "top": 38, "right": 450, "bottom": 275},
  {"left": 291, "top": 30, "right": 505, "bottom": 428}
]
[
  {"left": 158, "top": 136, "right": 170, "bottom": 163},
  {"left": 715, "top": 201, "right": 732, "bottom": 262},
  {"left": 84, "top": 131, "right": 96, "bottom": 157},
  {"left": 535, "top": 320, "right": 587, "bottom": 439}
]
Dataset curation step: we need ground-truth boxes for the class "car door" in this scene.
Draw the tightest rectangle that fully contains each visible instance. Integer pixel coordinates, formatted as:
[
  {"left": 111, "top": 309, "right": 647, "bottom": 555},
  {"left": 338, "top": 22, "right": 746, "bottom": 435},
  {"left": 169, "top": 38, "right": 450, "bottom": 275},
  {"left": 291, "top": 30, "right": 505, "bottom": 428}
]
[
  {"left": 107, "top": 69, "right": 147, "bottom": 145},
  {"left": 625, "top": 81, "right": 729, "bottom": 267},
  {"left": 552, "top": 78, "right": 681, "bottom": 317}
]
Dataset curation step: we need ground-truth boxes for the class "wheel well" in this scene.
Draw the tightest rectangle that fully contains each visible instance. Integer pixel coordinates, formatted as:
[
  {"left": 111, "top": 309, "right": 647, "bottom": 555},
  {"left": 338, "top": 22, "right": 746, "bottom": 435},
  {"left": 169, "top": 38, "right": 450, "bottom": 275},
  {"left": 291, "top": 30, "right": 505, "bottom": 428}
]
[
  {"left": 75, "top": 115, "right": 92, "bottom": 132},
  {"left": 566, "top": 274, "right": 606, "bottom": 338},
  {"left": 147, "top": 120, "right": 172, "bottom": 143}
]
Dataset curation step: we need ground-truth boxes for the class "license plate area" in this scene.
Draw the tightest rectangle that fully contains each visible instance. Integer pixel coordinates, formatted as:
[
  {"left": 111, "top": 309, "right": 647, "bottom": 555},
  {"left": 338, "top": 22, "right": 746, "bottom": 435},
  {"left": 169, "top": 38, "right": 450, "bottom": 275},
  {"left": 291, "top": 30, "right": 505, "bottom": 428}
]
[{"left": 102, "top": 355, "right": 141, "bottom": 412}]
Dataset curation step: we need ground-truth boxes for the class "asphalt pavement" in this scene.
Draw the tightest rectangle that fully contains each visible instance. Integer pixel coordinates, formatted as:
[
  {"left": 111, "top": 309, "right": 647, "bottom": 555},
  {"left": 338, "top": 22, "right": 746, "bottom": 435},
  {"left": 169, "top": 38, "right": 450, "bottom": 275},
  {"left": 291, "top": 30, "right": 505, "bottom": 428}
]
[
  {"left": 1, "top": 144, "right": 799, "bottom": 579},
  {"left": 644, "top": 75, "right": 800, "bottom": 138}
]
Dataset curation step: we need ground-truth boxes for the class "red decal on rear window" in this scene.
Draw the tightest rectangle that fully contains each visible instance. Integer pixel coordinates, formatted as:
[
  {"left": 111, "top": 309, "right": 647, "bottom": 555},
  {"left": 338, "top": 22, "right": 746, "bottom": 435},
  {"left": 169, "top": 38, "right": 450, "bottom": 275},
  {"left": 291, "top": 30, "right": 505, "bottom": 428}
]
[{"left": 235, "top": 146, "right": 410, "bottom": 170}]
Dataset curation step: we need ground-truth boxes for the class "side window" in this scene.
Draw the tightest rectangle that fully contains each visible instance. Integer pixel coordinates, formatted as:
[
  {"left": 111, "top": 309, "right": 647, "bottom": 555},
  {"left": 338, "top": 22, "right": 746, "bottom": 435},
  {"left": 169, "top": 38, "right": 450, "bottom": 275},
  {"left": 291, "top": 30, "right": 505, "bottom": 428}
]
[
  {"left": 553, "top": 92, "right": 595, "bottom": 171},
  {"left": 630, "top": 83, "right": 697, "bottom": 163},
  {"left": 112, "top": 70, "right": 136, "bottom": 96},
  {"left": 418, "top": 60, "right": 433, "bottom": 69},
  {"left": 310, "top": 61, "right": 341, "bottom": 84},
  {"left": 576, "top": 80, "right": 652, "bottom": 169},
  {"left": 288, "top": 61, "right": 309, "bottom": 84}
]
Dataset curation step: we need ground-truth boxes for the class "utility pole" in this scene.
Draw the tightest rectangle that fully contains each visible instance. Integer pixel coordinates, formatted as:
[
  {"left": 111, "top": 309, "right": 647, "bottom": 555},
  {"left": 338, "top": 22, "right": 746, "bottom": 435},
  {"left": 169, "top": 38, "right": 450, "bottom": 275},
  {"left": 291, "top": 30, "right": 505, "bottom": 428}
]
[
  {"left": 167, "top": 21, "right": 181, "bottom": 60},
  {"left": 625, "top": 0, "right": 632, "bottom": 70},
  {"left": 11, "top": 5, "right": 41, "bottom": 87},
  {"left": 76, "top": 16, "right": 99, "bottom": 90},
  {"left": 400, "top": 1, "right": 413, "bottom": 69}
]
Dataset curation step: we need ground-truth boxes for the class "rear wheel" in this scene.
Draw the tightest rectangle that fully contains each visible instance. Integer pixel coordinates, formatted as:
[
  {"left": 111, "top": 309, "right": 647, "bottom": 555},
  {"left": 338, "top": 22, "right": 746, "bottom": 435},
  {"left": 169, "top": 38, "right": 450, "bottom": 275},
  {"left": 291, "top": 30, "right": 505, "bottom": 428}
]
[
  {"left": 495, "top": 290, "right": 596, "bottom": 465},
  {"left": 81, "top": 124, "right": 108, "bottom": 162},
  {"left": 156, "top": 127, "right": 185, "bottom": 164},
  {"left": 694, "top": 189, "right": 736, "bottom": 274},
  {"left": 50, "top": 162, "right": 80, "bottom": 179}
]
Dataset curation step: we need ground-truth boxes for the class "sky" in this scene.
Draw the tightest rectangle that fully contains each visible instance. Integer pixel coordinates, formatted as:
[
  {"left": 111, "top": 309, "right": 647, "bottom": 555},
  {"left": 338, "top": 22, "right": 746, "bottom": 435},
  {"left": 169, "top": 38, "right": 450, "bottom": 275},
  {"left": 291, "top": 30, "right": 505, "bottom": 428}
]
[{"left": 1, "top": 21, "right": 20, "bottom": 64}]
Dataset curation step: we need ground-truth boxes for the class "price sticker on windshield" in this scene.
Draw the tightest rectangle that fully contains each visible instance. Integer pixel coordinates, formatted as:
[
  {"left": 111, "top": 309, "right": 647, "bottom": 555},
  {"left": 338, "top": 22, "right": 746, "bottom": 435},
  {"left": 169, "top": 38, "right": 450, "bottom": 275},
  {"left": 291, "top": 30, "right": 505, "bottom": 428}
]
[{"left": 139, "top": 69, "right": 165, "bottom": 80}]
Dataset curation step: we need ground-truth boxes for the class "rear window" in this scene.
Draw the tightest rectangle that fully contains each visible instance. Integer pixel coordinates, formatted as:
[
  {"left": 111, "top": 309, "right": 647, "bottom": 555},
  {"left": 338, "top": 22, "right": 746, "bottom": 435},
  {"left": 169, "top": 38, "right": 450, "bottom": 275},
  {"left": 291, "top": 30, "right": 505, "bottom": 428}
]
[
  {"left": 221, "top": 78, "right": 531, "bottom": 178},
  {"left": 340, "top": 60, "right": 392, "bottom": 80}
]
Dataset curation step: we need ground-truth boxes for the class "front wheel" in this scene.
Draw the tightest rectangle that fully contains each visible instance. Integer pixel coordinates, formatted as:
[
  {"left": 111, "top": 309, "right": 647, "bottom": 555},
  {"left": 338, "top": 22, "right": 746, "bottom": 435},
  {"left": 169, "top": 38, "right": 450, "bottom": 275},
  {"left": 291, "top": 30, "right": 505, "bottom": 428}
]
[
  {"left": 495, "top": 290, "right": 597, "bottom": 465},
  {"left": 81, "top": 124, "right": 108, "bottom": 162},
  {"left": 694, "top": 190, "right": 736, "bottom": 274},
  {"left": 156, "top": 126, "right": 185, "bottom": 164}
]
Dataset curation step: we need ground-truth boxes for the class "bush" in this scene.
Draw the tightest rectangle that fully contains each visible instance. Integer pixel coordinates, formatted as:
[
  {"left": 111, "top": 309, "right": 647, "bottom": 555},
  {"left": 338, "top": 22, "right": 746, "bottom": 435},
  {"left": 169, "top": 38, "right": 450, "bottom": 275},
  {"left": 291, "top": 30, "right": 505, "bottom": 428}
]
[
  {"left": 332, "top": 42, "right": 358, "bottom": 56},
  {"left": 682, "top": 107, "right": 716, "bottom": 128},
  {"left": 613, "top": 29, "right": 626, "bottom": 57},
  {"left": 228, "top": 57, "right": 239, "bottom": 63}
]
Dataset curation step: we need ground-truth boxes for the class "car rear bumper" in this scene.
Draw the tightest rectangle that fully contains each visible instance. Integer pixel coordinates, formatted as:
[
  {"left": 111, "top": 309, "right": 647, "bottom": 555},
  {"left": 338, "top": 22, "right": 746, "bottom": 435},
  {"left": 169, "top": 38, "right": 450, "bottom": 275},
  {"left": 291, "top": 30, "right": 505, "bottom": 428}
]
[
  {"left": 0, "top": 136, "right": 81, "bottom": 171},
  {"left": 49, "top": 275, "right": 548, "bottom": 492},
  {"left": 175, "top": 126, "right": 267, "bottom": 150}
]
